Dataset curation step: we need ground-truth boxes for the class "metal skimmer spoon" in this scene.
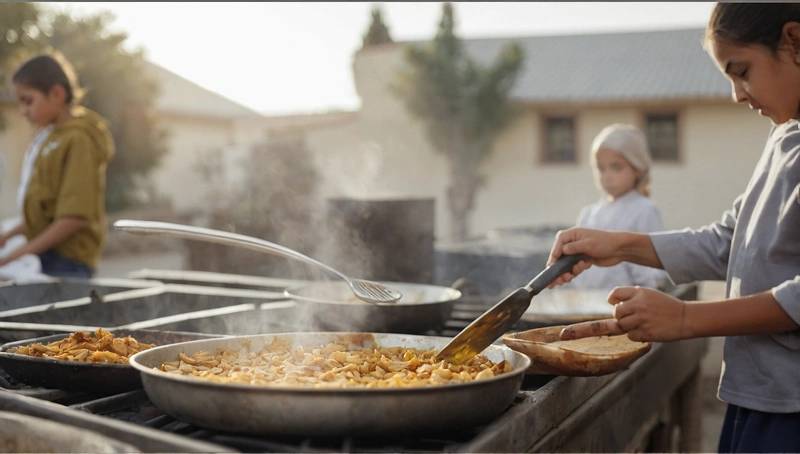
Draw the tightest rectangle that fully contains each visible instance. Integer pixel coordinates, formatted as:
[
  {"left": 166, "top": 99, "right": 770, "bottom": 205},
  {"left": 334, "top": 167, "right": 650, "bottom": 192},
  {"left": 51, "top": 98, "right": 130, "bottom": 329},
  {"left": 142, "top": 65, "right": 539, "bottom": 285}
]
[{"left": 113, "top": 219, "right": 403, "bottom": 304}]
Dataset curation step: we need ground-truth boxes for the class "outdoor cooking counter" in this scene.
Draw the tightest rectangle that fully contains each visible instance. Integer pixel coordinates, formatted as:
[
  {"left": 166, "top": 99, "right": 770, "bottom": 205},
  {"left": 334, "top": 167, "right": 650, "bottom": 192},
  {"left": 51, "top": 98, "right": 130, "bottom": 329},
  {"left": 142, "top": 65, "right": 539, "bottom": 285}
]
[
  {"left": 0, "top": 274, "right": 708, "bottom": 452},
  {"left": 0, "top": 337, "right": 707, "bottom": 453},
  {"left": 464, "top": 338, "right": 708, "bottom": 453}
]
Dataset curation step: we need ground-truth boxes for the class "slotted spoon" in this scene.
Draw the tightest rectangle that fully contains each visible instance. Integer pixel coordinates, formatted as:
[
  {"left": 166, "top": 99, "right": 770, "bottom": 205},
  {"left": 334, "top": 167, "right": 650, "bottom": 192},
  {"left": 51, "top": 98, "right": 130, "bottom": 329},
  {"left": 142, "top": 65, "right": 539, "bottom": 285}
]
[{"left": 113, "top": 219, "right": 402, "bottom": 304}]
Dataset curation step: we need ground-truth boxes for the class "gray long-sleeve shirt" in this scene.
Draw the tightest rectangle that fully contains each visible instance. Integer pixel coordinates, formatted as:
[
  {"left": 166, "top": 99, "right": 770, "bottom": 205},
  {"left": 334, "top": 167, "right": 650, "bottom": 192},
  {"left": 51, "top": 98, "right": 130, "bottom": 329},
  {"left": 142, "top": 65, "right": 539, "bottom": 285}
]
[{"left": 650, "top": 120, "right": 800, "bottom": 413}]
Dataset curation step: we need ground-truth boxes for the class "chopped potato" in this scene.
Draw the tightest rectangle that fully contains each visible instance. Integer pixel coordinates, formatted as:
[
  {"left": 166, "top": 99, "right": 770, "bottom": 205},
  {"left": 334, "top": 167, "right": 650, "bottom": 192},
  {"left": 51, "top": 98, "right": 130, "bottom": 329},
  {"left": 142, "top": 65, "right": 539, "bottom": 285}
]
[{"left": 159, "top": 338, "right": 511, "bottom": 388}]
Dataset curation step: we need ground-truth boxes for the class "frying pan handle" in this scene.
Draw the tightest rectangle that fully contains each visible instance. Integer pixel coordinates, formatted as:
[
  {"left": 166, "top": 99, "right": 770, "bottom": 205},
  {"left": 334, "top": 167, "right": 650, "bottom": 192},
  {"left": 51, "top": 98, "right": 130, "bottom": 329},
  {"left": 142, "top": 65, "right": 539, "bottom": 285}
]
[{"left": 524, "top": 254, "right": 588, "bottom": 295}]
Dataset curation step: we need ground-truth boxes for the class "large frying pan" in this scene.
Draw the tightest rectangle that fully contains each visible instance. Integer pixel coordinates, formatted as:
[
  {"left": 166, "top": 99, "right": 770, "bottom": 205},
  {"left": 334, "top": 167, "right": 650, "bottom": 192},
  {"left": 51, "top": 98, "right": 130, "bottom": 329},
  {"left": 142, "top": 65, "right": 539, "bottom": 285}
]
[
  {"left": 129, "top": 332, "right": 530, "bottom": 436},
  {"left": 284, "top": 281, "right": 460, "bottom": 333},
  {"left": 0, "top": 329, "right": 222, "bottom": 393}
]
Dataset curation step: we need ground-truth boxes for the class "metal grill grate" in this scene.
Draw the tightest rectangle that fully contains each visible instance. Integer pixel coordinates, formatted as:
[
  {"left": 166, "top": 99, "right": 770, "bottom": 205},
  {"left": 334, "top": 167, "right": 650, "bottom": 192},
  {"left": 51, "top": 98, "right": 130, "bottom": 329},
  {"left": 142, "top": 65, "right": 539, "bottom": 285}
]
[{"left": 0, "top": 296, "right": 550, "bottom": 453}]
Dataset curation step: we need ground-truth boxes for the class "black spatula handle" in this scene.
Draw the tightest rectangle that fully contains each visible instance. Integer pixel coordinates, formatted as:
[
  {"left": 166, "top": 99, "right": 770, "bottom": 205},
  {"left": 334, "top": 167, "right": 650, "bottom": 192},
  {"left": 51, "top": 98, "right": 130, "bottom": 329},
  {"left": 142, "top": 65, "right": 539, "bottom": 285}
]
[{"left": 525, "top": 254, "right": 589, "bottom": 295}]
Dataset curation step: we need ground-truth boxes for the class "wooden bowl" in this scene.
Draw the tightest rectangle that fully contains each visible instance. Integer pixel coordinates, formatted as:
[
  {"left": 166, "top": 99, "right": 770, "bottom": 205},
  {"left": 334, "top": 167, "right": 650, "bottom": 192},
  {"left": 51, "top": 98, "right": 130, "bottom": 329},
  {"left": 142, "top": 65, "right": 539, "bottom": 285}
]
[{"left": 502, "top": 325, "right": 651, "bottom": 376}]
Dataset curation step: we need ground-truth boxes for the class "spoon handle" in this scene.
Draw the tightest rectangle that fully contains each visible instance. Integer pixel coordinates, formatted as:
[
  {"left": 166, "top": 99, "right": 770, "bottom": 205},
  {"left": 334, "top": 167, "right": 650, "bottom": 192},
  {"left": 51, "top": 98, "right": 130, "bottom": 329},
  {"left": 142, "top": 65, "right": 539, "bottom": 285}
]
[
  {"left": 113, "top": 219, "right": 347, "bottom": 281},
  {"left": 524, "top": 254, "right": 589, "bottom": 295}
]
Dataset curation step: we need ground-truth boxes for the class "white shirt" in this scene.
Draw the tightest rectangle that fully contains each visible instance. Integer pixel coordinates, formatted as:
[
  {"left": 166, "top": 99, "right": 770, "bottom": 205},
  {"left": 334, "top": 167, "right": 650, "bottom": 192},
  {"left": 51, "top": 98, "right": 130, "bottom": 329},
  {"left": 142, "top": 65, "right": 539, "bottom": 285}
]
[
  {"left": 5, "top": 126, "right": 52, "bottom": 282},
  {"left": 0, "top": 217, "right": 47, "bottom": 283},
  {"left": 569, "top": 190, "right": 668, "bottom": 290},
  {"left": 17, "top": 125, "right": 54, "bottom": 211}
]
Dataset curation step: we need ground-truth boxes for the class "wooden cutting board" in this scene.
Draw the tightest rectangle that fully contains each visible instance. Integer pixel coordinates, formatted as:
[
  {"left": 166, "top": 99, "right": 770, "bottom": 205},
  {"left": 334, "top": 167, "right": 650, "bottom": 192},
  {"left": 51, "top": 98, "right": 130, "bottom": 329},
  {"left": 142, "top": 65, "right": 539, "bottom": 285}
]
[{"left": 502, "top": 325, "right": 651, "bottom": 376}]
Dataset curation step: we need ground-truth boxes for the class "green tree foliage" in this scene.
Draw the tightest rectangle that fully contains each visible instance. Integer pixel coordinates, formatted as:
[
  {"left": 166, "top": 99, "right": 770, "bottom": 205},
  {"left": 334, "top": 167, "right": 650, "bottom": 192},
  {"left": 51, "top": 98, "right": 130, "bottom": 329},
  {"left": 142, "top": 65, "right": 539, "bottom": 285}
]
[
  {"left": 362, "top": 4, "right": 393, "bottom": 48},
  {"left": 0, "top": 3, "right": 42, "bottom": 129},
  {"left": 1, "top": 5, "right": 166, "bottom": 211},
  {"left": 394, "top": 3, "right": 523, "bottom": 241},
  {"left": 45, "top": 12, "right": 167, "bottom": 211},
  {"left": 0, "top": 3, "right": 40, "bottom": 68}
]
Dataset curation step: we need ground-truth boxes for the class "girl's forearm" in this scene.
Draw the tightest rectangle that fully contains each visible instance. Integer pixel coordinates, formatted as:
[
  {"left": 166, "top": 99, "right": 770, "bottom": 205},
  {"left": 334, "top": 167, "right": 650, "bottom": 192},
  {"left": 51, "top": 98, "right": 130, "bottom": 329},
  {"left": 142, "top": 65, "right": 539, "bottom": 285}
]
[
  {"left": 0, "top": 217, "right": 87, "bottom": 264},
  {"left": 684, "top": 291, "right": 798, "bottom": 338},
  {"left": 617, "top": 232, "right": 664, "bottom": 269}
]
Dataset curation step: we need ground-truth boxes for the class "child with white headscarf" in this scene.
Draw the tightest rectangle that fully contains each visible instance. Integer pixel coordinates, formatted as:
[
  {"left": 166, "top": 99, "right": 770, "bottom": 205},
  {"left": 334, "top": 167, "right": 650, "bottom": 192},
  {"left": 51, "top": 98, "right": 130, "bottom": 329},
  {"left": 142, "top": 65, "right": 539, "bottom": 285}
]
[{"left": 569, "top": 124, "right": 667, "bottom": 290}]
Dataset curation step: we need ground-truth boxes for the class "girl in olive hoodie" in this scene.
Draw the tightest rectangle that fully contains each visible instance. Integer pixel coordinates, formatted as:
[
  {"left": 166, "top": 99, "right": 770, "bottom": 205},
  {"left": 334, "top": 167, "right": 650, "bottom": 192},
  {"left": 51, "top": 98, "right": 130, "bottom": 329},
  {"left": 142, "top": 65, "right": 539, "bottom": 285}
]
[{"left": 0, "top": 53, "right": 114, "bottom": 278}]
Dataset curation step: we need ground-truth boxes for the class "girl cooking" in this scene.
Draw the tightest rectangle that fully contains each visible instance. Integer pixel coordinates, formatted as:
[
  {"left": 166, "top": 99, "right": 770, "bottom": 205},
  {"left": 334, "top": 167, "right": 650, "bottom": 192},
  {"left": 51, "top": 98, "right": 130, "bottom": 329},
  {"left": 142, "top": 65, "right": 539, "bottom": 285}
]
[{"left": 547, "top": 3, "right": 800, "bottom": 452}]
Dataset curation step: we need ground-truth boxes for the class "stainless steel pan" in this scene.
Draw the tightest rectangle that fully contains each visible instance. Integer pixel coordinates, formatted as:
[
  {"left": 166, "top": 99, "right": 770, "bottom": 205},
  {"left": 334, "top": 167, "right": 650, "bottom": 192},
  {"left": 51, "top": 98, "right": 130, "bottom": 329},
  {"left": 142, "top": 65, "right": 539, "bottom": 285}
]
[
  {"left": 0, "top": 329, "right": 222, "bottom": 393},
  {"left": 284, "top": 281, "right": 461, "bottom": 333},
  {"left": 129, "top": 332, "right": 530, "bottom": 436}
]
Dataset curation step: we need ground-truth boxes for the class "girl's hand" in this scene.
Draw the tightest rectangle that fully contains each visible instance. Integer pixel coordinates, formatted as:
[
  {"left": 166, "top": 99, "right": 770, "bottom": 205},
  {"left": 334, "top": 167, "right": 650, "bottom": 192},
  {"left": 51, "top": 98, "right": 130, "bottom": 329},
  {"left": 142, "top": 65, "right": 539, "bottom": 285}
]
[
  {"left": 560, "top": 286, "right": 690, "bottom": 342},
  {"left": 546, "top": 228, "right": 626, "bottom": 287}
]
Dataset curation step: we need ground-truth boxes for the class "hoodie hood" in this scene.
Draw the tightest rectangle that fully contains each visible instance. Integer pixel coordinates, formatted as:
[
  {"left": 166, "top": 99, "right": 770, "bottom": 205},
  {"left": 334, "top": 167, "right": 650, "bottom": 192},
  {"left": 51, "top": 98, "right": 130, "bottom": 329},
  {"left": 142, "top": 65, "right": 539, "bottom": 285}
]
[{"left": 54, "top": 106, "right": 115, "bottom": 163}]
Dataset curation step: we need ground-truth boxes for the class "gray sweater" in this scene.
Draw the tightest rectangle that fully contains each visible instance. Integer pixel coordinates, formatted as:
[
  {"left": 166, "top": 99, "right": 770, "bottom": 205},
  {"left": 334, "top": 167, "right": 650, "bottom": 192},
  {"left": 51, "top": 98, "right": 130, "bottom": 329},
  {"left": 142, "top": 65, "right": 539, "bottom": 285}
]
[{"left": 650, "top": 120, "right": 800, "bottom": 413}]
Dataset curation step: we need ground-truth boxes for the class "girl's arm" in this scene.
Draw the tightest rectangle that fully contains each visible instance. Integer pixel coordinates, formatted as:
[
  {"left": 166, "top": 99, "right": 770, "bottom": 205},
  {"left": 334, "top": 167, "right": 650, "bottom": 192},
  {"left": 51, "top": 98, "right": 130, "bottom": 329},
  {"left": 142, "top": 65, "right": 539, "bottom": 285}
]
[
  {"left": 550, "top": 196, "right": 744, "bottom": 287},
  {"left": 615, "top": 232, "right": 663, "bottom": 268},
  {"left": 560, "top": 287, "right": 798, "bottom": 341},
  {"left": 684, "top": 291, "right": 797, "bottom": 337},
  {"left": 547, "top": 230, "right": 662, "bottom": 286},
  {"left": 552, "top": 230, "right": 663, "bottom": 268},
  {"left": 0, "top": 216, "right": 87, "bottom": 266}
]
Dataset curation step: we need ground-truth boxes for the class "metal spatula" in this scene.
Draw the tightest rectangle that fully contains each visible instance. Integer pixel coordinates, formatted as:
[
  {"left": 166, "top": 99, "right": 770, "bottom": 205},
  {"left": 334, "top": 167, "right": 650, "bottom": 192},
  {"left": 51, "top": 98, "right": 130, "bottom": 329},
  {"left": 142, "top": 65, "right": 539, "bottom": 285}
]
[
  {"left": 436, "top": 254, "right": 587, "bottom": 363},
  {"left": 113, "top": 220, "right": 403, "bottom": 304}
]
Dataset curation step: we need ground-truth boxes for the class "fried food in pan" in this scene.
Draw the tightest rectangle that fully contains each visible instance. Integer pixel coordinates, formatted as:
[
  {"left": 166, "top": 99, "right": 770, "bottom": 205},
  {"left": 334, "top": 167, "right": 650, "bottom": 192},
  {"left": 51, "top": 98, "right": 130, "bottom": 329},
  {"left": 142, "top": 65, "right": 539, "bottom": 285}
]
[
  {"left": 11, "top": 328, "right": 155, "bottom": 364},
  {"left": 160, "top": 337, "right": 511, "bottom": 388}
]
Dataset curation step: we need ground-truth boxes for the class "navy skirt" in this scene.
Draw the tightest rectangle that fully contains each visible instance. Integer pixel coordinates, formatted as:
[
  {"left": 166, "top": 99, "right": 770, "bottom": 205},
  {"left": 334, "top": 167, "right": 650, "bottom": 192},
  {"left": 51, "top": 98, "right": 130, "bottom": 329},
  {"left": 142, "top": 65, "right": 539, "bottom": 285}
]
[
  {"left": 719, "top": 403, "right": 800, "bottom": 453},
  {"left": 38, "top": 250, "right": 94, "bottom": 279}
]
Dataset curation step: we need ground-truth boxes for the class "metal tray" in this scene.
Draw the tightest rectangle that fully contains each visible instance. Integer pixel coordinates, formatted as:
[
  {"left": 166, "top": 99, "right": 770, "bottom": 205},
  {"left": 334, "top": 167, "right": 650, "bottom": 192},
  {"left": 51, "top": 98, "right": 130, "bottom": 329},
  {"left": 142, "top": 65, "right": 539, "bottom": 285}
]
[
  {"left": 0, "top": 278, "right": 160, "bottom": 312},
  {"left": 0, "top": 285, "right": 283, "bottom": 331}
]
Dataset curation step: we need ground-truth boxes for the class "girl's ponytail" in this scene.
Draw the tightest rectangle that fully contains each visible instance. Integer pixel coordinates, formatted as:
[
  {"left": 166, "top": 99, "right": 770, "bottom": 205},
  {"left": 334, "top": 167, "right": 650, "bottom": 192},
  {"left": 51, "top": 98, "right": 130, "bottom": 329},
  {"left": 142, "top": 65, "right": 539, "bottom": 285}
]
[
  {"left": 706, "top": 3, "right": 800, "bottom": 52},
  {"left": 12, "top": 51, "right": 84, "bottom": 105}
]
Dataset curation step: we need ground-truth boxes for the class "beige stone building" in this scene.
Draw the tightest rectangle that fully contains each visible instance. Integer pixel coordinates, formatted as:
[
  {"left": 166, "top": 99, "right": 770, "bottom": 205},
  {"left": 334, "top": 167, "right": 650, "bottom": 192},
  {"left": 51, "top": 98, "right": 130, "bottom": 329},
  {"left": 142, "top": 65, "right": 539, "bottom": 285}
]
[
  {"left": 136, "top": 63, "right": 265, "bottom": 213},
  {"left": 0, "top": 98, "right": 32, "bottom": 217},
  {"left": 303, "top": 28, "right": 773, "bottom": 241},
  {"left": 0, "top": 27, "right": 774, "bottom": 245}
]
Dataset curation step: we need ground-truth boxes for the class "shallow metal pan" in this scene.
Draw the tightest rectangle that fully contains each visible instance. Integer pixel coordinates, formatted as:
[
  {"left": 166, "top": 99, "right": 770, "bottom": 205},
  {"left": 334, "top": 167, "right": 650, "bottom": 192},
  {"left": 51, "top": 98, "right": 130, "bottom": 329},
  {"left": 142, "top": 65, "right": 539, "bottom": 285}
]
[
  {"left": 285, "top": 281, "right": 461, "bottom": 333},
  {"left": 129, "top": 332, "right": 529, "bottom": 436},
  {"left": 0, "top": 329, "right": 222, "bottom": 393}
]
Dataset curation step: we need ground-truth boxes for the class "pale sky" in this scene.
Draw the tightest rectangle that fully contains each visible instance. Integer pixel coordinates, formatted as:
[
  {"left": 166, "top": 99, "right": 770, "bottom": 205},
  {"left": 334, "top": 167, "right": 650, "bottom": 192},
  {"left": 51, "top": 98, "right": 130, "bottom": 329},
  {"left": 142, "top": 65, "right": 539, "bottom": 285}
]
[{"left": 49, "top": 2, "right": 715, "bottom": 115}]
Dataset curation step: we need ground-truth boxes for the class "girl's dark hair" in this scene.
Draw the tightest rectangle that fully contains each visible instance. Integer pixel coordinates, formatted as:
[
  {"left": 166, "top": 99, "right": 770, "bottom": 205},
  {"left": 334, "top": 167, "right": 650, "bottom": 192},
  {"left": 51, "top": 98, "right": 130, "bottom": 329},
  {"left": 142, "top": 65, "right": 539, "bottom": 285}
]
[
  {"left": 705, "top": 3, "right": 800, "bottom": 52},
  {"left": 12, "top": 52, "right": 84, "bottom": 105}
]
